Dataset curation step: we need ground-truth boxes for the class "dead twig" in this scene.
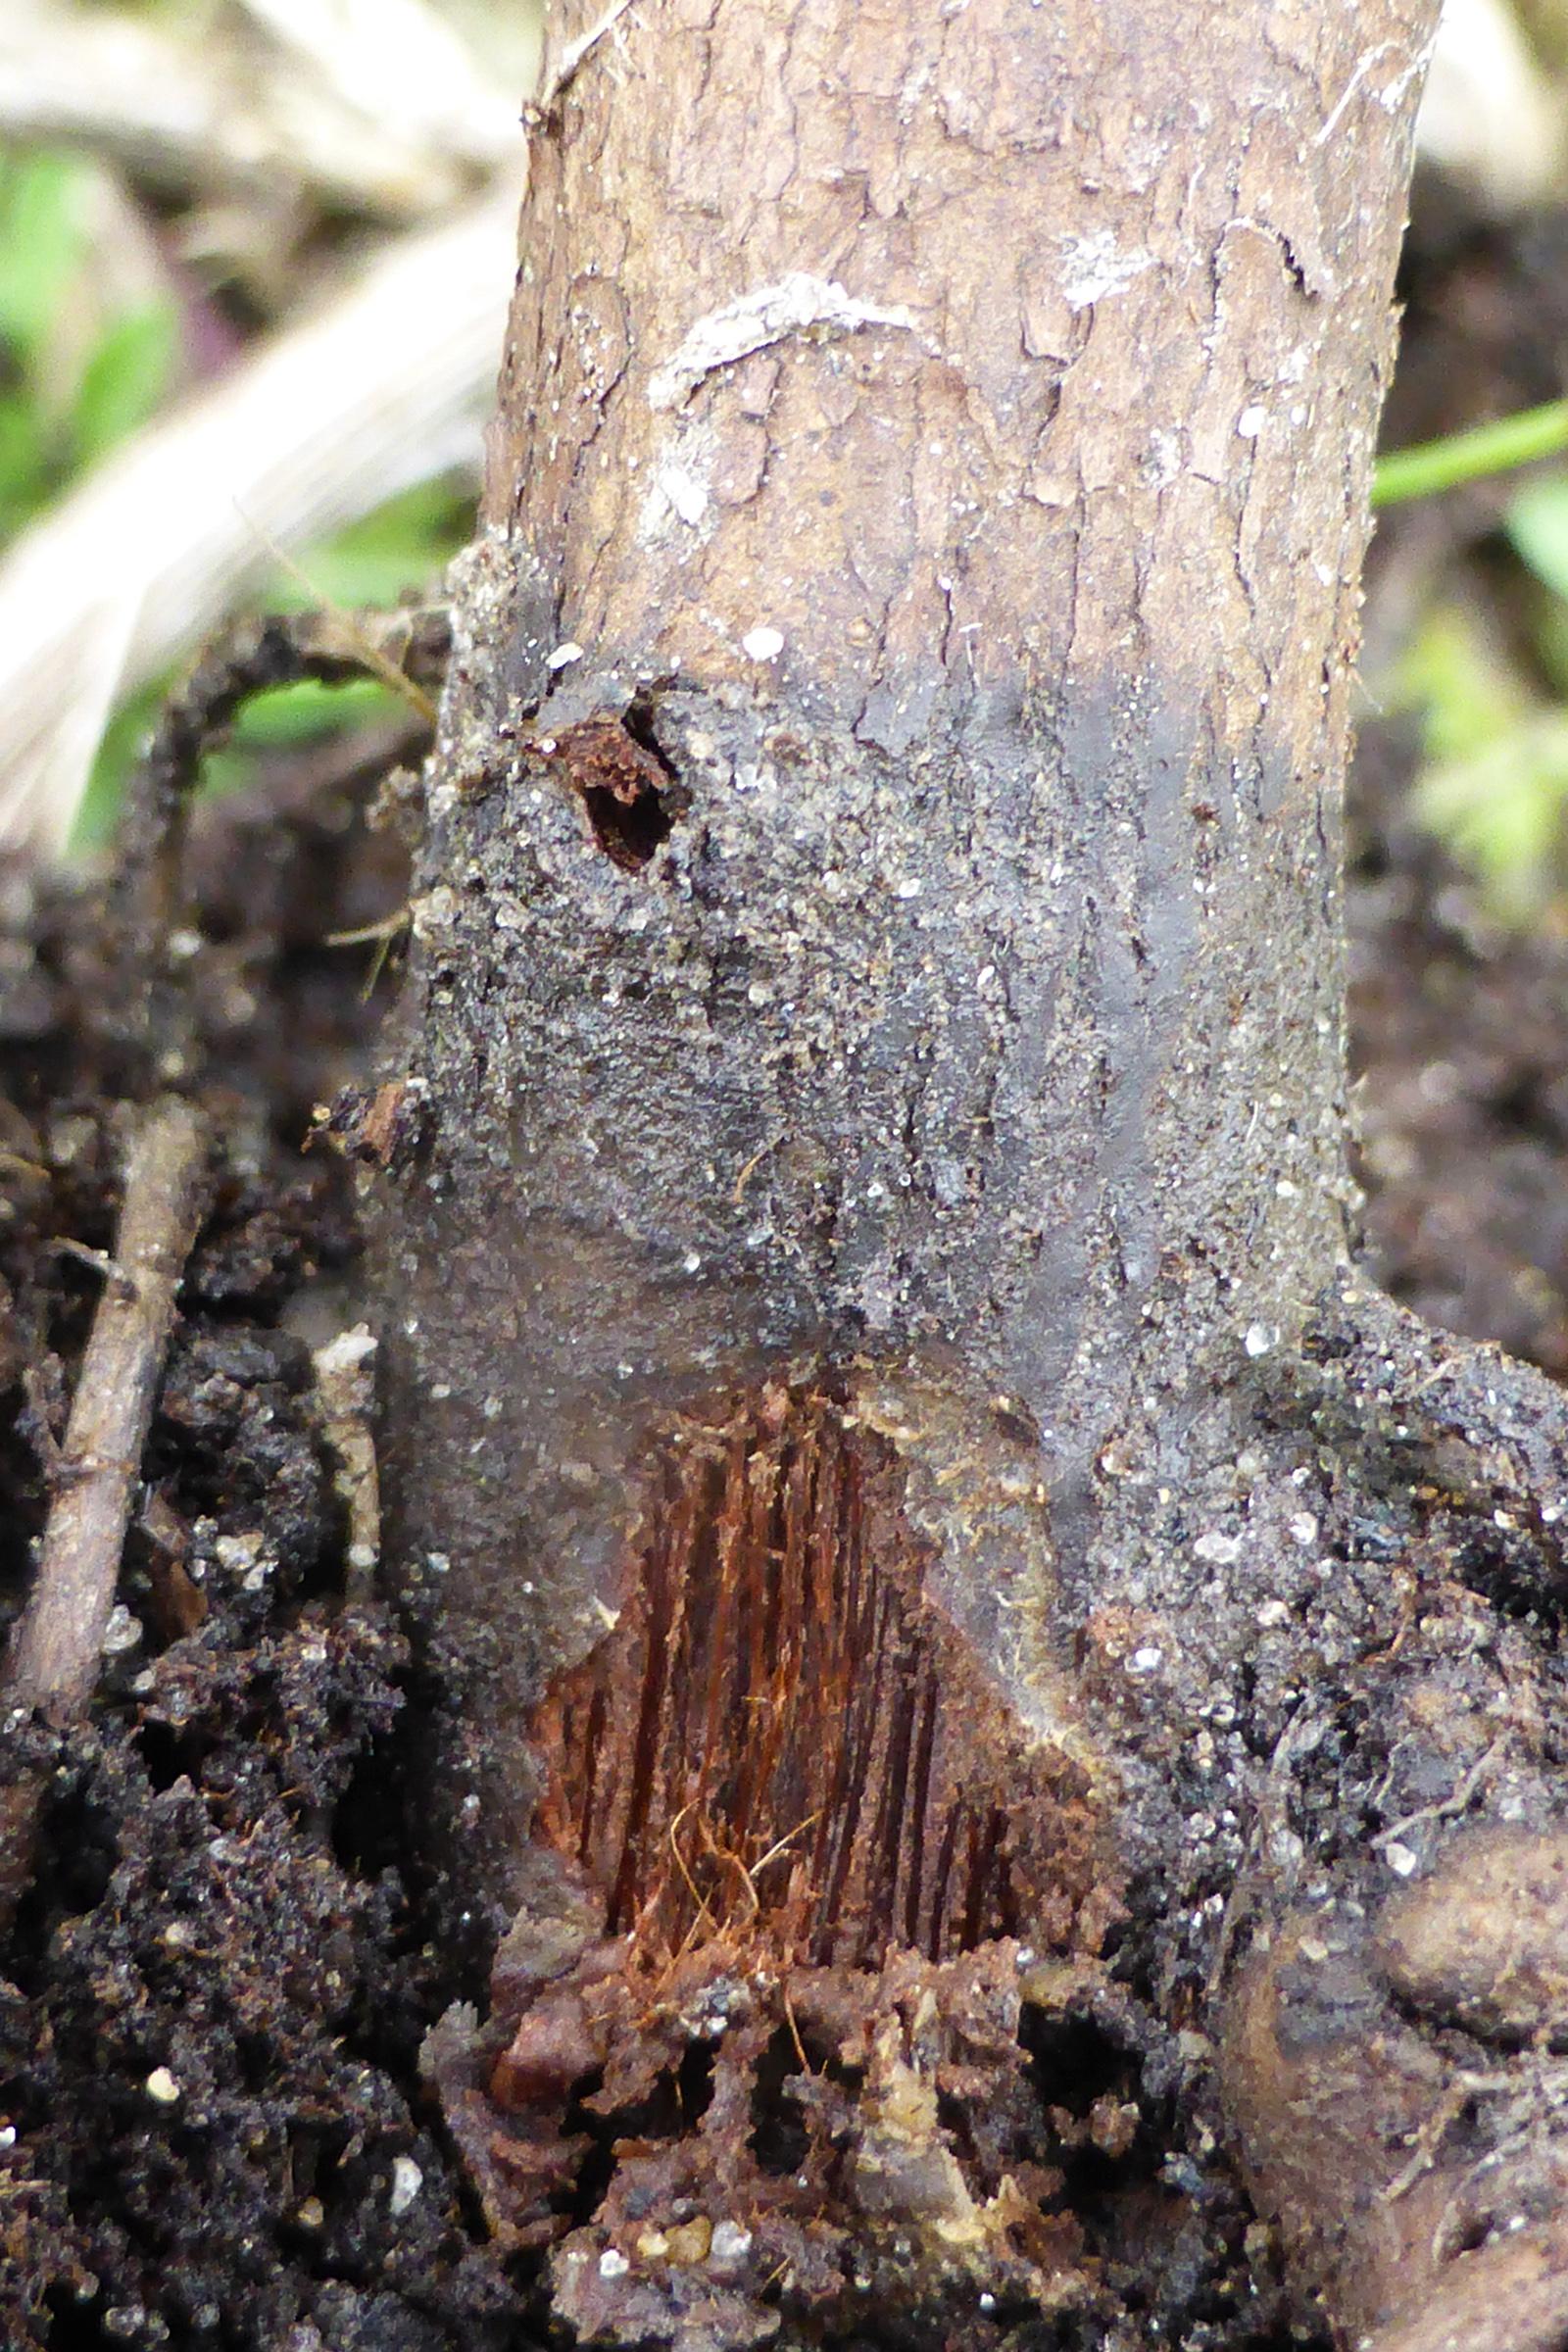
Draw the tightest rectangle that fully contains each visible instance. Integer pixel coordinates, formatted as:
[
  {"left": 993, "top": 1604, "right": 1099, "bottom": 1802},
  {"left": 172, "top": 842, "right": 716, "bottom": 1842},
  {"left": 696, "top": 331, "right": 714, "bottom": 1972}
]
[
  {"left": 113, "top": 600, "right": 451, "bottom": 1049},
  {"left": 0, "top": 1096, "right": 209, "bottom": 1926},
  {"left": 311, "top": 1324, "right": 381, "bottom": 1607}
]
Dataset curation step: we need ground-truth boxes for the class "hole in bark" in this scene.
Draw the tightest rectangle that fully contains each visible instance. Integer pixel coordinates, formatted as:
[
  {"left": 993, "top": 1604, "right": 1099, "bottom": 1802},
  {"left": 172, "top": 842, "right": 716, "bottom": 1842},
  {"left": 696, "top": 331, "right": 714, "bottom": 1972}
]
[
  {"left": 672, "top": 2036, "right": 716, "bottom": 2127},
  {"left": 560, "top": 2068, "right": 614, "bottom": 2224},
  {"left": 39, "top": 2286, "right": 116, "bottom": 2351},
  {"left": 579, "top": 777, "right": 673, "bottom": 869},
  {"left": 1019, "top": 2000, "right": 1169, "bottom": 2261},
  {"left": 1454, "top": 1525, "right": 1559, "bottom": 1622},
  {"left": 621, "top": 695, "right": 670, "bottom": 763},
  {"left": 748, "top": 2028, "right": 810, "bottom": 2176},
  {"left": 551, "top": 710, "right": 681, "bottom": 871},
  {"left": 235, "top": 2030, "right": 277, "bottom": 2093},
  {"left": 1444, "top": 2211, "right": 1494, "bottom": 2258},
  {"left": 136, "top": 1719, "right": 193, "bottom": 1794},
  {"left": 32, "top": 1788, "right": 117, "bottom": 1920},
  {"left": 331, "top": 1729, "right": 412, "bottom": 1881},
  {"left": 1019, "top": 2006, "right": 1127, "bottom": 2113}
]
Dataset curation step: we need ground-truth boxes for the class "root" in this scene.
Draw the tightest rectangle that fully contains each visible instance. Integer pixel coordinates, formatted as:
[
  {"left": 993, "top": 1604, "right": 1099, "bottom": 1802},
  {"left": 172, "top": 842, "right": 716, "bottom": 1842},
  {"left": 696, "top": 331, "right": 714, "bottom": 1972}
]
[
  {"left": 1217, "top": 1272, "right": 1568, "bottom": 2348},
  {"left": 1288, "top": 1275, "right": 1568, "bottom": 1599}
]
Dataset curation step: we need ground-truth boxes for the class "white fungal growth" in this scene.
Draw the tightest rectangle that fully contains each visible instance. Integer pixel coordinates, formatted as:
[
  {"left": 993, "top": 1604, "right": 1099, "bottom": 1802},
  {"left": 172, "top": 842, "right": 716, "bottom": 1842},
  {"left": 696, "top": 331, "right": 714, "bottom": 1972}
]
[
  {"left": 1056, "top": 230, "right": 1153, "bottom": 312},
  {"left": 648, "top": 271, "right": 922, "bottom": 411},
  {"left": 645, "top": 460, "right": 710, "bottom": 530}
]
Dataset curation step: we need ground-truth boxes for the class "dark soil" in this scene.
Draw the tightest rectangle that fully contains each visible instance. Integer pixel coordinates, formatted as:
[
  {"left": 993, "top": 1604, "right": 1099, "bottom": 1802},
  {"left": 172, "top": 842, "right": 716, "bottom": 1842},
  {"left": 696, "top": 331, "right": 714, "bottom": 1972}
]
[
  {"left": 1350, "top": 721, "right": 1568, "bottom": 1376},
  {"left": 0, "top": 768, "right": 528, "bottom": 2352},
  {"left": 6, "top": 193, "right": 1568, "bottom": 2352}
]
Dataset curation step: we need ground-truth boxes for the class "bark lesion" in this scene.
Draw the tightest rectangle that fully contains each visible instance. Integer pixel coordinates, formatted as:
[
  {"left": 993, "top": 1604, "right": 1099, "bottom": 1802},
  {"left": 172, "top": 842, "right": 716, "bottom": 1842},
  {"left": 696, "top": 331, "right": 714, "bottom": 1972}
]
[
  {"left": 423, "top": 1380, "right": 1141, "bottom": 2343},
  {"left": 530, "top": 1381, "right": 1101, "bottom": 1970},
  {"left": 386, "top": 2, "right": 1568, "bottom": 2343}
]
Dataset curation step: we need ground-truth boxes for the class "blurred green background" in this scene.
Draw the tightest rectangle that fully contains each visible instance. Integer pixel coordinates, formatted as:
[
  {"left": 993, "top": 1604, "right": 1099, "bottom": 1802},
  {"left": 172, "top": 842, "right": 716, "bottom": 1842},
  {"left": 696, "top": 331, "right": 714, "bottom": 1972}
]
[{"left": 0, "top": 0, "right": 544, "bottom": 846}]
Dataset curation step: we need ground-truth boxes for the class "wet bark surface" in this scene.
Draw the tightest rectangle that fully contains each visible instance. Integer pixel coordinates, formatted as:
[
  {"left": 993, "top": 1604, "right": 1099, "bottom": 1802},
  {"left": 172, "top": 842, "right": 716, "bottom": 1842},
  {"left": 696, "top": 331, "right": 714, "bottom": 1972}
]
[
  {"left": 384, "top": 0, "right": 1422, "bottom": 1897},
  {"left": 373, "top": 3, "right": 1568, "bottom": 2347}
]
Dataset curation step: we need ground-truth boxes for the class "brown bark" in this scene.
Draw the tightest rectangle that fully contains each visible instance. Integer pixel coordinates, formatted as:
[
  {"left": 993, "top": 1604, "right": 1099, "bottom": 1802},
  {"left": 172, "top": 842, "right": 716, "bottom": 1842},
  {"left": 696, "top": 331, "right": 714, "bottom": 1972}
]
[{"left": 373, "top": 3, "right": 1568, "bottom": 2345}]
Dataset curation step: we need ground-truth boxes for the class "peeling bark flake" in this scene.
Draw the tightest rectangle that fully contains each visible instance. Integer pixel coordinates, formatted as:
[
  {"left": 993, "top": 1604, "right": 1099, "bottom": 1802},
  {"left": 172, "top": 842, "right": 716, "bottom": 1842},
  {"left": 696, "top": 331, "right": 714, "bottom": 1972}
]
[{"left": 647, "top": 272, "right": 924, "bottom": 412}]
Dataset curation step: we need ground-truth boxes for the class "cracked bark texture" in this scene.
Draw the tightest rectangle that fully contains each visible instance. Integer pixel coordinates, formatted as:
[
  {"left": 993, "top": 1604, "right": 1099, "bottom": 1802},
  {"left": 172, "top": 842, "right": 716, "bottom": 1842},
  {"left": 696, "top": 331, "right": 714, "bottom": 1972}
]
[{"left": 372, "top": 2, "right": 1568, "bottom": 2345}]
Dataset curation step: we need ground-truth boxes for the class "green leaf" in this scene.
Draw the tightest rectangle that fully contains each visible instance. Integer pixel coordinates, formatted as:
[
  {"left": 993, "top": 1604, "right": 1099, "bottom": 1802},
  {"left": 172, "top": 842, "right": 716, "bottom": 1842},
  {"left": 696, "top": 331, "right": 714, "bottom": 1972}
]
[
  {"left": 1381, "top": 602, "right": 1568, "bottom": 923},
  {"left": 1505, "top": 471, "right": 1568, "bottom": 608},
  {"left": 1412, "top": 711, "right": 1568, "bottom": 924},
  {"left": 227, "top": 675, "right": 398, "bottom": 748},
  {"left": 72, "top": 677, "right": 169, "bottom": 851},
  {"left": 0, "top": 391, "right": 50, "bottom": 536},
  {"left": 67, "top": 469, "right": 472, "bottom": 846},
  {"left": 1387, "top": 605, "right": 1523, "bottom": 765},
  {"left": 0, "top": 151, "right": 86, "bottom": 364},
  {"left": 71, "top": 302, "right": 177, "bottom": 467},
  {"left": 1531, "top": 594, "right": 1568, "bottom": 704},
  {"left": 73, "top": 673, "right": 404, "bottom": 849},
  {"left": 197, "top": 675, "right": 401, "bottom": 798},
  {"left": 274, "top": 475, "right": 473, "bottom": 609}
]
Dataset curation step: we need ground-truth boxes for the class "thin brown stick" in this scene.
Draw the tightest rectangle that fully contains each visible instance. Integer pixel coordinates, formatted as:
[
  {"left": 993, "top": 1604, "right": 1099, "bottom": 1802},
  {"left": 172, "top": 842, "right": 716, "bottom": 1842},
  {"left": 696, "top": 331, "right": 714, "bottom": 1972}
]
[
  {"left": 311, "top": 1324, "right": 380, "bottom": 1608},
  {"left": 115, "top": 602, "right": 451, "bottom": 989},
  {"left": 0, "top": 1096, "right": 208, "bottom": 1923}
]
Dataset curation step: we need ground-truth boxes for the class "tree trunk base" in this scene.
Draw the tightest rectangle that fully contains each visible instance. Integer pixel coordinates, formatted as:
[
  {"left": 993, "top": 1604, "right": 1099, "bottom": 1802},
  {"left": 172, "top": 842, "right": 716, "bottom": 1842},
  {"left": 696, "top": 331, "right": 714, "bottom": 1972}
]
[{"left": 404, "top": 1261, "right": 1568, "bottom": 2352}]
